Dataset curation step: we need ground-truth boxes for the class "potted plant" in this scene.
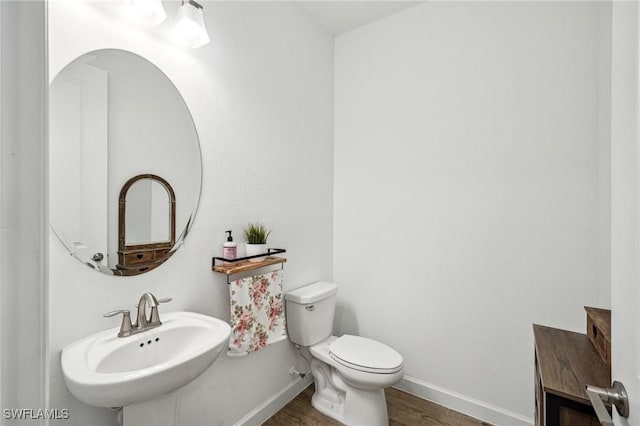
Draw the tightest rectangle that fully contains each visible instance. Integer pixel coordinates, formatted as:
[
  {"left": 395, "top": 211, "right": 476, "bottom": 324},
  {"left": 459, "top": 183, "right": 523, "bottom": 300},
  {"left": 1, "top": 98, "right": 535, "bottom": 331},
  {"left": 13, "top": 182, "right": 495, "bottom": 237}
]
[{"left": 244, "top": 222, "right": 272, "bottom": 262}]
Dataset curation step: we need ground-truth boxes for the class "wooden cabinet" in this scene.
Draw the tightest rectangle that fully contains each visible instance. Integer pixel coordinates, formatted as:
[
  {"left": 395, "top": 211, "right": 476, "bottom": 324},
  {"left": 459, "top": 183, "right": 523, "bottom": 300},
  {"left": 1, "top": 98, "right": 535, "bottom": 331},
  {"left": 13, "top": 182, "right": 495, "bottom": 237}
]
[
  {"left": 115, "top": 174, "right": 176, "bottom": 276},
  {"left": 533, "top": 325, "right": 610, "bottom": 426},
  {"left": 115, "top": 248, "right": 173, "bottom": 276},
  {"left": 585, "top": 307, "right": 612, "bottom": 370}
]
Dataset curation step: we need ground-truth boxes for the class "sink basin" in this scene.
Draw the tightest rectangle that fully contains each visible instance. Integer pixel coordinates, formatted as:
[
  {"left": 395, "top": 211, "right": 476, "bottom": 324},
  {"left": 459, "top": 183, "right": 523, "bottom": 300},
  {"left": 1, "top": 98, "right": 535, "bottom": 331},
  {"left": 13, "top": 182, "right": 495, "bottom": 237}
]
[{"left": 61, "top": 311, "right": 230, "bottom": 408}]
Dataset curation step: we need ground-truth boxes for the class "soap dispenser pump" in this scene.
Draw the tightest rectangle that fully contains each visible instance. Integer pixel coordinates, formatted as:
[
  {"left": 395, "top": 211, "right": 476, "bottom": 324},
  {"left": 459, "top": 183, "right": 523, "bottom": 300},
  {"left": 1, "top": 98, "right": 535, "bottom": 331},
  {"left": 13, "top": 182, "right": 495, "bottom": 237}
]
[{"left": 223, "top": 230, "right": 237, "bottom": 261}]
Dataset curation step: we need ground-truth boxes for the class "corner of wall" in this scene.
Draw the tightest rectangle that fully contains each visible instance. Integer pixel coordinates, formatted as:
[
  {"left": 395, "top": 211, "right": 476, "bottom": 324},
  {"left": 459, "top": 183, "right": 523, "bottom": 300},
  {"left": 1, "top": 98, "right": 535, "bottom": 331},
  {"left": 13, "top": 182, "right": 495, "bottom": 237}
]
[{"left": 0, "top": 0, "right": 49, "bottom": 418}]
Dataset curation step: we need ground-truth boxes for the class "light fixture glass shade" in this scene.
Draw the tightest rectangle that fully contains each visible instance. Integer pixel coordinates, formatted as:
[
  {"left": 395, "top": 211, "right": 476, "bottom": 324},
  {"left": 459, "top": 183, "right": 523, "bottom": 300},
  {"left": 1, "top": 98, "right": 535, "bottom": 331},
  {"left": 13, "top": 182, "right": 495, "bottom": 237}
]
[
  {"left": 125, "top": 0, "right": 167, "bottom": 27},
  {"left": 170, "top": 0, "right": 210, "bottom": 48}
]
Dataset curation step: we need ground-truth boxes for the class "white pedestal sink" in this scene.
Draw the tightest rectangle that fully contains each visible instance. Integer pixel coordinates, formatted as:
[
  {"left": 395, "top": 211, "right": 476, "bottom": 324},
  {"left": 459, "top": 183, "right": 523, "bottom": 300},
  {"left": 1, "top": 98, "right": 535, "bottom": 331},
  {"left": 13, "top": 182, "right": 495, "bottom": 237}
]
[{"left": 61, "top": 311, "right": 231, "bottom": 426}]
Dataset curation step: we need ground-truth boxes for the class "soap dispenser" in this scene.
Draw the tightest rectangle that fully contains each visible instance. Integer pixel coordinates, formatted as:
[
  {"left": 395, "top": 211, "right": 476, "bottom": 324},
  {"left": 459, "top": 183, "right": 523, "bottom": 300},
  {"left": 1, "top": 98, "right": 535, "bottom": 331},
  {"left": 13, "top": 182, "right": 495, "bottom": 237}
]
[{"left": 223, "top": 230, "right": 237, "bottom": 262}]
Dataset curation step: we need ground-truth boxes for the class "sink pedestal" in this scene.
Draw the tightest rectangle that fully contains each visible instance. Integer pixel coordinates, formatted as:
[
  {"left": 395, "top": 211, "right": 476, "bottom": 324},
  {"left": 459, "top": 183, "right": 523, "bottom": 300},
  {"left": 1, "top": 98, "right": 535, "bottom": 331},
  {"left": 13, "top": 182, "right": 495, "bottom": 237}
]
[{"left": 122, "top": 392, "right": 178, "bottom": 426}]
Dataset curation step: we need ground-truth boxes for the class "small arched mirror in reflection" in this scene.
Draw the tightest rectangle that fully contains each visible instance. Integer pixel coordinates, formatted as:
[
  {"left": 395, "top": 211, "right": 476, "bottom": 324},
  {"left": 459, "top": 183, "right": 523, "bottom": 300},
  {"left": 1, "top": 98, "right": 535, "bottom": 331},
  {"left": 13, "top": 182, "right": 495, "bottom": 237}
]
[
  {"left": 124, "top": 177, "right": 173, "bottom": 245},
  {"left": 117, "top": 175, "right": 176, "bottom": 276}
]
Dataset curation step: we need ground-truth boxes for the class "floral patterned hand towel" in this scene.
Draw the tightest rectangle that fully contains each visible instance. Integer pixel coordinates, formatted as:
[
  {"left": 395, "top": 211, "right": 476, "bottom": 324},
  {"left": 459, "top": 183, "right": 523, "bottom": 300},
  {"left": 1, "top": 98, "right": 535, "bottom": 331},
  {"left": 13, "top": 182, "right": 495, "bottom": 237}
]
[{"left": 227, "top": 270, "right": 287, "bottom": 357}]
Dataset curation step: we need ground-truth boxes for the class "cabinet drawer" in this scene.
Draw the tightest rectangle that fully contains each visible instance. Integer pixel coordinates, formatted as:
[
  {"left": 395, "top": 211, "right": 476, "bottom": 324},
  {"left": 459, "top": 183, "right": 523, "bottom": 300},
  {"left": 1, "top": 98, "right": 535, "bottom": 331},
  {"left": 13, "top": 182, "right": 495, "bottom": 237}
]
[
  {"left": 155, "top": 249, "right": 171, "bottom": 261},
  {"left": 586, "top": 310, "right": 611, "bottom": 368},
  {"left": 124, "top": 251, "right": 155, "bottom": 265}
]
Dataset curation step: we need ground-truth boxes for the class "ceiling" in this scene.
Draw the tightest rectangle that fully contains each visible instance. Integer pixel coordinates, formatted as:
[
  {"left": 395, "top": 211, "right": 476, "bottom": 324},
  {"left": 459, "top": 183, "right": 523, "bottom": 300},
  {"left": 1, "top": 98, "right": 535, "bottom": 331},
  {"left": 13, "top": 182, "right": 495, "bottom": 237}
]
[{"left": 296, "top": 1, "right": 422, "bottom": 35}]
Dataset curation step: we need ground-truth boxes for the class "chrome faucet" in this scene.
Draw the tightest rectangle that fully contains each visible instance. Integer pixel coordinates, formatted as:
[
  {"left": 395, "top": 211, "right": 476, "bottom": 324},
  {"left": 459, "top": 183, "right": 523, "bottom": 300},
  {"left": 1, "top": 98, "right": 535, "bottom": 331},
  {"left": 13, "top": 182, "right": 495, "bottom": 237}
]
[
  {"left": 104, "top": 292, "right": 172, "bottom": 338},
  {"left": 137, "top": 292, "right": 160, "bottom": 329}
]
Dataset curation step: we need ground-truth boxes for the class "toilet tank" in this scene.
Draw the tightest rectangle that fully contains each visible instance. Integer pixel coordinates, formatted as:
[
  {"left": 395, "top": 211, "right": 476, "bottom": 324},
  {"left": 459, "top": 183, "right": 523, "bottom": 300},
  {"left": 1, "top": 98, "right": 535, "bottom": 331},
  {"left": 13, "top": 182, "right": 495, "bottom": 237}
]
[{"left": 285, "top": 281, "right": 338, "bottom": 346}]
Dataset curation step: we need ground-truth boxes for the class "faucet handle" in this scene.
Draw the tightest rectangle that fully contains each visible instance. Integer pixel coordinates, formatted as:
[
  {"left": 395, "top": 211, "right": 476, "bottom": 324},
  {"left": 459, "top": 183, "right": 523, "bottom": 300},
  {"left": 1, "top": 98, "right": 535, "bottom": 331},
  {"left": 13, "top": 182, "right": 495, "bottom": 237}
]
[
  {"left": 149, "top": 298, "right": 172, "bottom": 325},
  {"left": 103, "top": 310, "right": 134, "bottom": 337},
  {"left": 135, "top": 298, "right": 171, "bottom": 308},
  {"left": 104, "top": 309, "right": 130, "bottom": 318}
]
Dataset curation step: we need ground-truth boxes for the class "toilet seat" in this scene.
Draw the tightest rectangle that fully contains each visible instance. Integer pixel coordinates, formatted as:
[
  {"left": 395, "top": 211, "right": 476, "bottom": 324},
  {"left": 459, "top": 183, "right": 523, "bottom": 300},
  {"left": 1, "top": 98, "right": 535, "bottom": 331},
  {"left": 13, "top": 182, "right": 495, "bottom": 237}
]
[{"left": 329, "top": 335, "right": 403, "bottom": 374}]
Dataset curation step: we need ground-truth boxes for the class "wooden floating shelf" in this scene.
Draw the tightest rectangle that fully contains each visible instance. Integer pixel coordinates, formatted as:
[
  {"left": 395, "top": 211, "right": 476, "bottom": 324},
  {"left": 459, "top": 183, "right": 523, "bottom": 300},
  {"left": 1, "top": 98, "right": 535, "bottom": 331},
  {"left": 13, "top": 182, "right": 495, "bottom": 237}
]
[{"left": 212, "top": 256, "right": 287, "bottom": 275}]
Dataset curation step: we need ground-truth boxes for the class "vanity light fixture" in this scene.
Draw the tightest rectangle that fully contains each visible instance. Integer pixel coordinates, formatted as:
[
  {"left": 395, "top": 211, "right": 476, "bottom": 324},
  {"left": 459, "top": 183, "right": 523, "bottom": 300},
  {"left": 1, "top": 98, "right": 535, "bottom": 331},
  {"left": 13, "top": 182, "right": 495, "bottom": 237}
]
[
  {"left": 170, "top": 0, "right": 210, "bottom": 48},
  {"left": 124, "top": 0, "right": 167, "bottom": 27}
]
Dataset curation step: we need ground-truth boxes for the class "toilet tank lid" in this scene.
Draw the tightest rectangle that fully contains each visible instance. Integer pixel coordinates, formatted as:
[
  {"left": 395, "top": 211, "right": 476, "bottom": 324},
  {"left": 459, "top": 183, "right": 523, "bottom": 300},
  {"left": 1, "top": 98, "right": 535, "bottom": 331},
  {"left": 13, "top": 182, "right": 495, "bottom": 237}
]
[{"left": 285, "top": 281, "right": 338, "bottom": 304}]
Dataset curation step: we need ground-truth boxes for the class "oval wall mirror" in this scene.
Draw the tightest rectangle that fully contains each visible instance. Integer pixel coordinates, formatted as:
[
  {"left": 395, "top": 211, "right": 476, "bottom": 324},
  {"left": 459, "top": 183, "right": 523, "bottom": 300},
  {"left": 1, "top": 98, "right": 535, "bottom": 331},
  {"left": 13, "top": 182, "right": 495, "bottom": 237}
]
[{"left": 49, "top": 49, "right": 202, "bottom": 276}]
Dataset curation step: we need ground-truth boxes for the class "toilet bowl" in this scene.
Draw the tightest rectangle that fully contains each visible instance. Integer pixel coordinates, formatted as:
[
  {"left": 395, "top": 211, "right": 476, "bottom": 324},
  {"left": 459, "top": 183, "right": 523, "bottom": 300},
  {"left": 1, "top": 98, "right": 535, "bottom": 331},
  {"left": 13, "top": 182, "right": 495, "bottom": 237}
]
[
  {"left": 285, "top": 281, "right": 404, "bottom": 426},
  {"left": 312, "top": 335, "right": 404, "bottom": 389}
]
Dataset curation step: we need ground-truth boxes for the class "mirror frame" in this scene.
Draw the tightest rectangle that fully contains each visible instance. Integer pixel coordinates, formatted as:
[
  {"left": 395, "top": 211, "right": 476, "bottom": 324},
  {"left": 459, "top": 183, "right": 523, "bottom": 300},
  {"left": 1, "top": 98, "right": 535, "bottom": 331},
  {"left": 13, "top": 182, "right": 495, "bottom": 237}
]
[{"left": 116, "top": 174, "right": 176, "bottom": 275}]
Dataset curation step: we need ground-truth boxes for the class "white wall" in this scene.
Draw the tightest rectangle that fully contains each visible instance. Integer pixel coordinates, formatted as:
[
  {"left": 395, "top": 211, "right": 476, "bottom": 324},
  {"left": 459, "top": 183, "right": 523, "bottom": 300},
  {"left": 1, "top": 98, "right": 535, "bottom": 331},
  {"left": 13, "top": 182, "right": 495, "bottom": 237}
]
[
  {"left": 48, "top": 1, "right": 333, "bottom": 425},
  {"left": 334, "top": 2, "right": 610, "bottom": 423},
  {"left": 0, "top": 1, "right": 48, "bottom": 424}
]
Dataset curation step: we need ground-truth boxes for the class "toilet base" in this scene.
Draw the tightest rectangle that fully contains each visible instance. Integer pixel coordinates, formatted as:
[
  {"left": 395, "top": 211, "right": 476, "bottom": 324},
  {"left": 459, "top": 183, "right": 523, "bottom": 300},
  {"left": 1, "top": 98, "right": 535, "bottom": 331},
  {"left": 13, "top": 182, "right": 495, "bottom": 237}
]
[
  {"left": 311, "top": 389, "right": 345, "bottom": 423},
  {"left": 310, "top": 359, "right": 390, "bottom": 426}
]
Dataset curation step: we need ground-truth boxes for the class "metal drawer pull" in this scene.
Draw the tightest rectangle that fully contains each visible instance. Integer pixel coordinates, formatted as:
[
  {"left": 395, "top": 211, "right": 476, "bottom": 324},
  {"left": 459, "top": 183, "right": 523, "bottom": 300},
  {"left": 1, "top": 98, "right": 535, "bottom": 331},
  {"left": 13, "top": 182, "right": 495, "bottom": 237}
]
[{"left": 586, "top": 381, "right": 629, "bottom": 426}]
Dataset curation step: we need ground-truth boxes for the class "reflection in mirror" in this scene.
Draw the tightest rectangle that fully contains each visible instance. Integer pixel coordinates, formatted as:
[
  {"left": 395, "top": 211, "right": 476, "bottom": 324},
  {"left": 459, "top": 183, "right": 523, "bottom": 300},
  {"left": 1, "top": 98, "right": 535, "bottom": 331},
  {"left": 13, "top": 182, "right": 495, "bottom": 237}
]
[
  {"left": 117, "top": 174, "right": 176, "bottom": 276},
  {"left": 49, "top": 49, "right": 202, "bottom": 275},
  {"left": 125, "top": 179, "right": 171, "bottom": 245}
]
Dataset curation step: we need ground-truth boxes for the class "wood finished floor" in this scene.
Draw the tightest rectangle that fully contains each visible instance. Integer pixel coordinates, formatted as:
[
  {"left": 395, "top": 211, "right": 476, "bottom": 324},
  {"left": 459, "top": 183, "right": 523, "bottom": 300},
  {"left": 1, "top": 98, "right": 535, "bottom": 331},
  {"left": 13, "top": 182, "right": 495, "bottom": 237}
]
[{"left": 263, "top": 385, "right": 493, "bottom": 426}]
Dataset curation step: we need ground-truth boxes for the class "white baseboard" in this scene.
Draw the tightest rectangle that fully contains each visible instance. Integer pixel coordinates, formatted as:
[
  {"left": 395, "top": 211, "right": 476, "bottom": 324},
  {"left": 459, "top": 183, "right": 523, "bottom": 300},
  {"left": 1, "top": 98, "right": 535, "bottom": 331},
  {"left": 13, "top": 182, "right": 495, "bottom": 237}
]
[
  {"left": 394, "top": 375, "right": 534, "bottom": 426},
  {"left": 234, "top": 375, "right": 314, "bottom": 426},
  {"left": 234, "top": 372, "right": 532, "bottom": 426}
]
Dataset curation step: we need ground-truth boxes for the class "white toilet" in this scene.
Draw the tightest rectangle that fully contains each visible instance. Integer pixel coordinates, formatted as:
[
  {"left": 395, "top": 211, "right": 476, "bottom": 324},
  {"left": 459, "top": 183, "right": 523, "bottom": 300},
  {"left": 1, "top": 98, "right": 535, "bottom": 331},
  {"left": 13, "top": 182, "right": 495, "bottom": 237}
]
[{"left": 285, "top": 281, "right": 404, "bottom": 426}]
